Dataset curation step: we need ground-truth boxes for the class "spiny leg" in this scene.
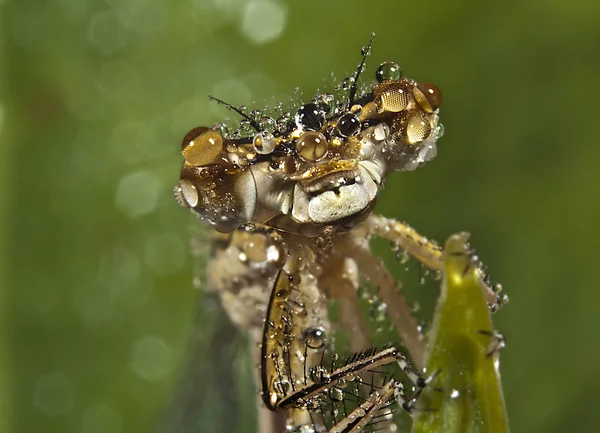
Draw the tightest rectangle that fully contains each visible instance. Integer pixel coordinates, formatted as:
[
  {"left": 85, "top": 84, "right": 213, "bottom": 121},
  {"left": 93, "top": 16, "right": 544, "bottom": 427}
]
[
  {"left": 317, "top": 249, "right": 371, "bottom": 352},
  {"left": 365, "top": 214, "right": 506, "bottom": 310},
  {"left": 261, "top": 269, "right": 431, "bottom": 432},
  {"left": 477, "top": 329, "right": 506, "bottom": 359},
  {"left": 346, "top": 235, "right": 427, "bottom": 369},
  {"left": 249, "top": 329, "right": 286, "bottom": 433},
  {"left": 280, "top": 347, "right": 431, "bottom": 433},
  {"left": 328, "top": 379, "right": 401, "bottom": 433},
  {"left": 338, "top": 293, "right": 372, "bottom": 352}
]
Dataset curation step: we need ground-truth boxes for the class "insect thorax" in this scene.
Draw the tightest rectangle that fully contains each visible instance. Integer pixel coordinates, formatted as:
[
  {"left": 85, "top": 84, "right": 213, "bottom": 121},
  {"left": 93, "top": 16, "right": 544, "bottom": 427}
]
[{"left": 175, "top": 62, "right": 443, "bottom": 236}]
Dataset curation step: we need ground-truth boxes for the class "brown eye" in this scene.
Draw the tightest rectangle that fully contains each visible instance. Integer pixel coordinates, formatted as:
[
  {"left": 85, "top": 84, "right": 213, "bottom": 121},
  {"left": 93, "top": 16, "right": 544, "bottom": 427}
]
[
  {"left": 374, "top": 82, "right": 411, "bottom": 113},
  {"left": 413, "top": 83, "right": 442, "bottom": 113},
  {"left": 406, "top": 113, "right": 432, "bottom": 144},
  {"left": 296, "top": 132, "right": 328, "bottom": 161},
  {"left": 181, "top": 128, "right": 224, "bottom": 167},
  {"left": 181, "top": 127, "right": 208, "bottom": 150},
  {"left": 336, "top": 113, "right": 361, "bottom": 137}
]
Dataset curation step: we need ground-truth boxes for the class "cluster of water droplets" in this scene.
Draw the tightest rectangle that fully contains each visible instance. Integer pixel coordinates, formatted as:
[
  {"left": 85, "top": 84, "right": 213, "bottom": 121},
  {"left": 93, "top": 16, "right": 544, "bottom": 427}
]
[{"left": 357, "top": 284, "right": 393, "bottom": 333}]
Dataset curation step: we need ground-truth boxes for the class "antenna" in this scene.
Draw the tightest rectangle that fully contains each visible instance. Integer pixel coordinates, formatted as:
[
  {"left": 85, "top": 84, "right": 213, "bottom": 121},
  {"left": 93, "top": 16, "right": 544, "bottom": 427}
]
[
  {"left": 208, "top": 95, "right": 261, "bottom": 132},
  {"left": 348, "top": 32, "right": 375, "bottom": 106}
]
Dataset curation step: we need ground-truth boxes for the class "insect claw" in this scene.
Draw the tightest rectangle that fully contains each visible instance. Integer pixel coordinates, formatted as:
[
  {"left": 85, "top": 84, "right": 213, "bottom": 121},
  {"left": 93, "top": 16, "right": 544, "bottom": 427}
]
[{"left": 477, "top": 329, "right": 506, "bottom": 358}]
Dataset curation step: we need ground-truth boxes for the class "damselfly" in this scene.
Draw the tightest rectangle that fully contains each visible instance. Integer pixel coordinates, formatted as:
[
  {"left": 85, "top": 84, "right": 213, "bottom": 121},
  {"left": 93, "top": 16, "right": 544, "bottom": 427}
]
[{"left": 173, "top": 35, "right": 507, "bottom": 433}]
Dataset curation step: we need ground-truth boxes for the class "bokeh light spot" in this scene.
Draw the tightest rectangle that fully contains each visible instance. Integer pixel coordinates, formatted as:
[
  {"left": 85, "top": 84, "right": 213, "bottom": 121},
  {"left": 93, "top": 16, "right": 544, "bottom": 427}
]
[
  {"left": 98, "top": 247, "right": 141, "bottom": 294},
  {"left": 170, "top": 98, "right": 210, "bottom": 136},
  {"left": 80, "top": 402, "right": 123, "bottom": 433},
  {"left": 88, "top": 10, "right": 129, "bottom": 55},
  {"left": 33, "top": 372, "right": 76, "bottom": 416},
  {"left": 72, "top": 286, "right": 113, "bottom": 329},
  {"left": 241, "top": 0, "right": 287, "bottom": 45},
  {"left": 144, "top": 233, "right": 186, "bottom": 275},
  {"left": 212, "top": 0, "right": 246, "bottom": 17},
  {"left": 115, "top": 170, "right": 160, "bottom": 218},
  {"left": 96, "top": 61, "right": 141, "bottom": 102},
  {"left": 129, "top": 336, "right": 175, "bottom": 382}
]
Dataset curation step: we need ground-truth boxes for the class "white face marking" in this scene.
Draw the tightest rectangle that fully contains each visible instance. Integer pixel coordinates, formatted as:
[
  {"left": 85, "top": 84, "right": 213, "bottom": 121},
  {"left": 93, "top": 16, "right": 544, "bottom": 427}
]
[
  {"left": 307, "top": 184, "right": 370, "bottom": 223},
  {"left": 291, "top": 165, "right": 379, "bottom": 224}
]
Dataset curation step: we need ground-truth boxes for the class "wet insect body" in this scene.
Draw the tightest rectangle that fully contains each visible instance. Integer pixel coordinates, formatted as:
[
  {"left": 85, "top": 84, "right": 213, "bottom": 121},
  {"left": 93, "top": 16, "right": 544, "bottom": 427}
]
[{"left": 174, "top": 38, "right": 503, "bottom": 432}]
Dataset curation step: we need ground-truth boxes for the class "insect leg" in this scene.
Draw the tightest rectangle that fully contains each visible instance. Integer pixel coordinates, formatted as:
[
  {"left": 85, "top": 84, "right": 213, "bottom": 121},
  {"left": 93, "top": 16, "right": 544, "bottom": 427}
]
[
  {"left": 344, "top": 234, "right": 427, "bottom": 369},
  {"left": 365, "top": 214, "right": 506, "bottom": 311},
  {"left": 327, "top": 379, "right": 401, "bottom": 433},
  {"left": 317, "top": 250, "right": 371, "bottom": 352}
]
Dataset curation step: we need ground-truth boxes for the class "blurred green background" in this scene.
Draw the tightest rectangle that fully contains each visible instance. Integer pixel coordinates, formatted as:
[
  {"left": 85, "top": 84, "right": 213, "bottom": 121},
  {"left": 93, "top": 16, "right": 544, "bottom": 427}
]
[{"left": 2, "top": 1, "right": 600, "bottom": 432}]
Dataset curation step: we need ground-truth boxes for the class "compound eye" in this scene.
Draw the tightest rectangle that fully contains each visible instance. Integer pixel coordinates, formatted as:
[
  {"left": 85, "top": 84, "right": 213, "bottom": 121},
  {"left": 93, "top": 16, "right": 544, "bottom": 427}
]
[
  {"left": 181, "top": 128, "right": 224, "bottom": 166},
  {"left": 376, "top": 61, "right": 402, "bottom": 82},
  {"left": 412, "top": 83, "right": 442, "bottom": 113},
  {"left": 406, "top": 113, "right": 432, "bottom": 144},
  {"left": 336, "top": 113, "right": 361, "bottom": 137},
  {"left": 295, "top": 103, "right": 326, "bottom": 131},
  {"left": 375, "top": 82, "right": 411, "bottom": 113},
  {"left": 296, "top": 132, "right": 328, "bottom": 161}
]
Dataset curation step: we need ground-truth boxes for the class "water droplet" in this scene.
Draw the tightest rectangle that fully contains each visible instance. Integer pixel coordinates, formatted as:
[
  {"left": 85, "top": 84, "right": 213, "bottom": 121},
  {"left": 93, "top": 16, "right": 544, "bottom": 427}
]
[
  {"left": 291, "top": 425, "right": 317, "bottom": 433},
  {"left": 274, "top": 378, "right": 291, "bottom": 395},
  {"left": 341, "top": 77, "right": 353, "bottom": 90},
  {"left": 242, "top": 222, "right": 256, "bottom": 232},
  {"left": 354, "top": 407, "right": 366, "bottom": 418},
  {"left": 303, "top": 326, "right": 327, "bottom": 349},
  {"left": 238, "top": 118, "right": 255, "bottom": 137},
  {"left": 253, "top": 131, "right": 276, "bottom": 154},
  {"left": 396, "top": 249, "right": 410, "bottom": 264},
  {"left": 276, "top": 112, "right": 292, "bottom": 133},
  {"left": 174, "top": 179, "right": 199, "bottom": 208},
  {"left": 436, "top": 122, "right": 445, "bottom": 139},
  {"left": 310, "top": 365, "right": 328, "bottom": 383},
  {"left": 372, "top": 123, "right": 389, "bottom": 141},
  {"left": 259, "top": 116, "right": 277, "bottom": 132},
  {"left": 329, "top": 387, "right": 344, "bottom": 401},
  {"left": 295, "top": 103, "right": 325, "bottom": 131},
  {"left": 336, "top": 113, "right": 361, "bottom": 137},
  {"left": 312, "top": 92, "right": 335, "bottom": 114},
  {"left": 376, "top": 62, "right": 402, "bottom": 82}
]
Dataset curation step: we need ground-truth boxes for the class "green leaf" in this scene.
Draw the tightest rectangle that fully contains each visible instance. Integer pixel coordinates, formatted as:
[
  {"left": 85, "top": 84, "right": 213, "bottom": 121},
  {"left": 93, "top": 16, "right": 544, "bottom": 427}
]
[{"left": 413, "top": 233, "right": 509, "bottom": 433}]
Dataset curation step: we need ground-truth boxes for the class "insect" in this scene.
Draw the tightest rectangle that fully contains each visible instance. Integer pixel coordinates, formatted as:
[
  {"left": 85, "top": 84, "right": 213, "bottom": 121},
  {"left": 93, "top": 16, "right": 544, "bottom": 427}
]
[{"left": 174, "top": 35, "right": 506, "bottom": 433}]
